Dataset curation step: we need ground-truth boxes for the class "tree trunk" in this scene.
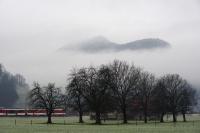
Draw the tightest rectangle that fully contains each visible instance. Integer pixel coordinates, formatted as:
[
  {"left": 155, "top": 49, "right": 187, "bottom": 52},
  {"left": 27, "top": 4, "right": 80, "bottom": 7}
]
[
  {"left": 182, "top": 112, "right": 186, "bottom": 122},
  {"left": 47, "top": 113, "right": 52, "bottom": 124},
  {"left": 78, "top": 97, "right": 83, "bottom": 123},
  {"left": 144, "top": 102, "right": 148, "bottom": 123},
  {"left": 95, "top": 112, "right": 101, "bottom": 124},
  {"left": 172, "top": 111, "right": 177, "bottom": 122},
  {"left": 160, "top": 112, "right": 164, "bottom": 123},
  {"left": 122, "top": 105, "right": 127, "bottom": 124},
  {"left": 79, "top": 110, "right": 84, "bottom": 123},
  {"left": 144, "top": 110, "right": 147, "bottom": 123}
]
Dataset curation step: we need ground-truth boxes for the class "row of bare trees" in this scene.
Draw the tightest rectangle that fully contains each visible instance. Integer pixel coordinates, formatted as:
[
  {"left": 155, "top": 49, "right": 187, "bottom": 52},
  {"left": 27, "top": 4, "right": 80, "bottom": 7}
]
[{"left": 29, "top": 60, "right": 197, "bottom": 124}]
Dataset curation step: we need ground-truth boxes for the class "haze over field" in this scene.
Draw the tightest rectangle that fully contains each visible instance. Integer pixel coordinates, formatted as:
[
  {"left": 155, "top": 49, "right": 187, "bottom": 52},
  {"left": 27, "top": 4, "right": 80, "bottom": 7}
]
[{"left": 0, "top": 0, "right": 200, "bottom": 90}]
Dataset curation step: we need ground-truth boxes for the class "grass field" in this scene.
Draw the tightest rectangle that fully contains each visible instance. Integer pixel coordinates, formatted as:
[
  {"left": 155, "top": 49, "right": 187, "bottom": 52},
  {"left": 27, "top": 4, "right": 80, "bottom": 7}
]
[{"left": 0, "top": 115, "right": 200, "bottom": 133}]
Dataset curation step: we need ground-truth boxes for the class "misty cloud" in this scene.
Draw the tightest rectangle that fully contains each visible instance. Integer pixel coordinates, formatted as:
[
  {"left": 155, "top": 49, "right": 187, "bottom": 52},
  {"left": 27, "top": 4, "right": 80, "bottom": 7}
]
[{"left": 0, "top": 0, "right": 200, "bottom": 90}]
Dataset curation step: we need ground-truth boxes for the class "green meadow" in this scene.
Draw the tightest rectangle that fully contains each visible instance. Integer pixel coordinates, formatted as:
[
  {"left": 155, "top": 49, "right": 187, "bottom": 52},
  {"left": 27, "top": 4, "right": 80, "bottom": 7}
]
[{"left": 0, "top": 115, "right": 200, "bottom": 133}]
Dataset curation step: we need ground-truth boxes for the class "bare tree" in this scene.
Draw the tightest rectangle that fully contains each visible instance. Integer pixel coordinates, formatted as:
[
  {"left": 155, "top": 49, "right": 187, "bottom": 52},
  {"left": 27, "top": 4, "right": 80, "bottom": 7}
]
[
  {"left": 153, "top": 78, "right": 169, "bottom": 122},
  {"left": 161, "top": 74, "right": 187, "bottom": 122},
  {"left": 29, "top": 83, "right": 63, "bottom": 124},
  {"left": 138, "top": 72, "right": 155, "bottom": 123},
  {"left": 179, "top": 83, "right": 197, "bottom": 122},
  {"left": 109, "top": 60, "right": 141, "bottom": 124},
  {"left": 66, "top": 68, "right": 86, "bottom": 123},
  {"left": 80, "top": 66, "right": 114, "bottom": 124}
]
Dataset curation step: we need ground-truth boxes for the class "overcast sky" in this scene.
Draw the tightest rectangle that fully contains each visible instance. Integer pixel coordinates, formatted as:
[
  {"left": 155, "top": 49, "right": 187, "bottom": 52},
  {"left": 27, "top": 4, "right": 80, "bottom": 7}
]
[{"left": 0, "top": 0, "right": 200, "bottom": 88}]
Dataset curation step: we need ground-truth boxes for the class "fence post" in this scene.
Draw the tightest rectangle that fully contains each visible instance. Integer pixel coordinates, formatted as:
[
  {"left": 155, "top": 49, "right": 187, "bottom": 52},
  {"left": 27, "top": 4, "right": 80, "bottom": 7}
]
[
  {"left": 31, "top": 120, "right": 32, "bottom": 125},
  {"left": 15, "top": 119, "right": 16, "bottom": 125}
]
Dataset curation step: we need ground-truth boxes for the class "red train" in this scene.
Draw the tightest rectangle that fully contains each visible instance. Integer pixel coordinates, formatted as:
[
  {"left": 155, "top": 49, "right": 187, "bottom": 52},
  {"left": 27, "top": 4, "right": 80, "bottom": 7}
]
[{"left": 0, "top": 108, "right": 65, "bottom": 116}]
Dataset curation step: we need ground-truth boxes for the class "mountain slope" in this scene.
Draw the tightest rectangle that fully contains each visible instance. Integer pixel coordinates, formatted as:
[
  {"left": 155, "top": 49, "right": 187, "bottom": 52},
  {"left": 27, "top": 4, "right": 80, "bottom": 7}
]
[{"left": 60, "top": 36, "right": 170, "bottom": 52}]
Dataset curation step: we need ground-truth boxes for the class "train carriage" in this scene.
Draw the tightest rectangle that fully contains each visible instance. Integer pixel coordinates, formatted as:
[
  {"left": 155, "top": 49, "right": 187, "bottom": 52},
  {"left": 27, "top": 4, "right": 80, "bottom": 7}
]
[{"left": 0, "top": 108, "right": 65, "bottom": 116}]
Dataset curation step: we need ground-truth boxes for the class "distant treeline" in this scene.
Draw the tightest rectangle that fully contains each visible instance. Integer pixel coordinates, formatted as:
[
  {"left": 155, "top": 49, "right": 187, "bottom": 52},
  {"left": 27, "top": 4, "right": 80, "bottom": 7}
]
[
  {"left": 0, "top": 64, "right": 29, "bottom": 108},
  {"left": 29, "top": 60, "right": 198, "bottom": 124}
]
